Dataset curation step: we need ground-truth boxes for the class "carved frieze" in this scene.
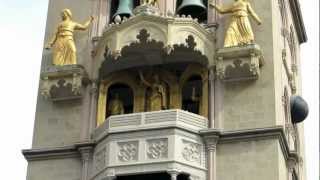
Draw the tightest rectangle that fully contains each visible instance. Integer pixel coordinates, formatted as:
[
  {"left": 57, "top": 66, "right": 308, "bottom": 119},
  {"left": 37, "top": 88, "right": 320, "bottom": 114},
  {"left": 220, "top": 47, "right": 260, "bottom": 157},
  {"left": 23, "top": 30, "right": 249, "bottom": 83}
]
[
  {"left": 181, "top": 140, "right": 201, "bottom": 164},
  {"left": 216, "top": 44, "right": 264, "bottom": 82},
  {"left": 147, "top": 138, "right": 168, "bottom": 159},
  {"left": 40, "top": 65, "right": 88, "bottom": 101},
  {"left": 117, "top": 141, "right": 139, "bottom": 162}
]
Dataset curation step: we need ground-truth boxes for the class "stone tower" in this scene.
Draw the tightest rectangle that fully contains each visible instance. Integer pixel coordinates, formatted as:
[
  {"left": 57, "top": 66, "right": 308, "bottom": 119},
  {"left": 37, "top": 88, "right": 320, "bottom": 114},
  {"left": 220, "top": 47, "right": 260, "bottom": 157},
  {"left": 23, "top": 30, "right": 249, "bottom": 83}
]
[{"left": 23, "top": 0, "right": 309, "bottom": 180}]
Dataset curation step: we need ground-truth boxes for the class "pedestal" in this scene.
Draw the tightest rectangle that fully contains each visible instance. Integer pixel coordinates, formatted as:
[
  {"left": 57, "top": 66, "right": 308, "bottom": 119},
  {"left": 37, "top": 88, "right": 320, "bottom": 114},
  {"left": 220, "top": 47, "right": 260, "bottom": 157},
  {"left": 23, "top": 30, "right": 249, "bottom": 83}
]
[
  {"left": 216, "top": 44, "right": 264, "bottom": 82},
  {"left": 40, "top": 65, "right": 89, "bottom": 101}
]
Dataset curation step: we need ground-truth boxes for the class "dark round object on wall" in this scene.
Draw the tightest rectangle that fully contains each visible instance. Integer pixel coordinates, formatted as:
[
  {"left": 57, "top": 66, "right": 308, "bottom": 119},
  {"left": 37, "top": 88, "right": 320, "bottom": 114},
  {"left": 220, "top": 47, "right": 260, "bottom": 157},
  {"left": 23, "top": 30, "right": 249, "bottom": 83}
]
[{"left": 290, "top": 95, "right": 309, "bottom": 124}]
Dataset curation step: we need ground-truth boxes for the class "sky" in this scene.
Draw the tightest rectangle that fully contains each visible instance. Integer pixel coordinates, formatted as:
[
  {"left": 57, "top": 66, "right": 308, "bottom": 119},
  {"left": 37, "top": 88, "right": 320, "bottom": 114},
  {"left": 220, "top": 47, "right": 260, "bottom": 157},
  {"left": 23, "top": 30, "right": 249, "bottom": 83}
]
[{"left": 0, "top": 0, "right": 318, "bottom": 179}]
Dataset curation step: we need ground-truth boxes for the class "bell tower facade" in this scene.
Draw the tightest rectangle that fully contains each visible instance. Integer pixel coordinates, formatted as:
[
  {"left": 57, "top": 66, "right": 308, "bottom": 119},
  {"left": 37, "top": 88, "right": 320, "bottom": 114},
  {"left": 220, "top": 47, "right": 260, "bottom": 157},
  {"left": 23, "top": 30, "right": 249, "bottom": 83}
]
[{"left": 23, "top": 1, "right": 309, "bottom": 180}]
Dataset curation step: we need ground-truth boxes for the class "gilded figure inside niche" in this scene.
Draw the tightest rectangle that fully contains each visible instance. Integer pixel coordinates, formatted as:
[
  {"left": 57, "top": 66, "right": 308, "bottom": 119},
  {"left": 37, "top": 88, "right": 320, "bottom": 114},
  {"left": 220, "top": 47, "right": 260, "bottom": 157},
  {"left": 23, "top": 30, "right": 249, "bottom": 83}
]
[
  {"left": 108, "top": 93, "right": 125, "bottom": 116},
  {"left": 210, "top": 0, "right": 262, "bottom": 47},
  {"left": 139, "top": 71, "right": 168, "bottom": 111},
  {"left": 45, "top": 9, "right": 94, "bottom": 65}
]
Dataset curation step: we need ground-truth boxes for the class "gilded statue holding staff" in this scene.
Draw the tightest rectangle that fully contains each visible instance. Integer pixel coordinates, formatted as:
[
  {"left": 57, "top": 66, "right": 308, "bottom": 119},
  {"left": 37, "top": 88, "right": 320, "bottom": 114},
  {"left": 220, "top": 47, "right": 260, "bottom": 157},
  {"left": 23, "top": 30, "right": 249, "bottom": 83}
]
[
  {"left": 45, "top": 9, "right": 94, "bottom": 65},
  {"left": 210, "top": 0, "right": 262, "bottom": 47},
  {"left": 139, "top": 71, "right": 167, "bottom": 112}
]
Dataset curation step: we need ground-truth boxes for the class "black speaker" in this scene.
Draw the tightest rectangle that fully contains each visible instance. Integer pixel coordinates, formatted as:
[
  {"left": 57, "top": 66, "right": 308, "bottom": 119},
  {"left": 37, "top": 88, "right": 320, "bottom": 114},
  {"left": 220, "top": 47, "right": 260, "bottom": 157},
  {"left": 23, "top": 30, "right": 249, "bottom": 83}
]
[{"left": 290, "top": 95, "right": 309, "bottom": 124}]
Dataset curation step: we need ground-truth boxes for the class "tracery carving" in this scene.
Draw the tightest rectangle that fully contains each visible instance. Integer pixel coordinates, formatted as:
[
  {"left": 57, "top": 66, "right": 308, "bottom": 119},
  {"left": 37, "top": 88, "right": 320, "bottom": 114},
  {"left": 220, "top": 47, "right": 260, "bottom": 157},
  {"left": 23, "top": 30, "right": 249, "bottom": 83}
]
[
  {"left": 147, "top": 138, "right": 168, "bottom": 159},
  {"left": 117, "top": 141, "right": 139, "bottom": 162},
  {"left": 182, "top": 140, "right": 201, "bottom": 164}
]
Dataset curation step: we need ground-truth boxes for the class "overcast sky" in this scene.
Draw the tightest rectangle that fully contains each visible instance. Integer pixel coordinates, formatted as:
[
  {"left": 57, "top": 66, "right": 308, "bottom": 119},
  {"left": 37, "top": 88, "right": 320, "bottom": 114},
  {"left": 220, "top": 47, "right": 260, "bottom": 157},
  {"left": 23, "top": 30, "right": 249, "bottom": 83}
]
[{"left": 0, "top": 0, "right": 318, "bottom": 179}]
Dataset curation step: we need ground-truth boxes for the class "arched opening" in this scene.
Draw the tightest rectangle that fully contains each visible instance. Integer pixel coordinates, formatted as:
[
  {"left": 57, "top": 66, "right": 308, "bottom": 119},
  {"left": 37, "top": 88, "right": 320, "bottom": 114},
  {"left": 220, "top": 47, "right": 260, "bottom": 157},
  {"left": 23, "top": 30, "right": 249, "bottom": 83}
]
[
  {"left": 182, "top": 75, "right": 202, "bottom": 114},
  {"left": 117, "top": 173, "right": 170, "bottom": 180},
  {"left": 106, "top": 83, "right": 134, "bottom": 117},
  {"left": 110, "top": 0, "right": 140, "bottom": 22},
  {"left": 176, "top": 0, "right": 208, "bottom": 23}
]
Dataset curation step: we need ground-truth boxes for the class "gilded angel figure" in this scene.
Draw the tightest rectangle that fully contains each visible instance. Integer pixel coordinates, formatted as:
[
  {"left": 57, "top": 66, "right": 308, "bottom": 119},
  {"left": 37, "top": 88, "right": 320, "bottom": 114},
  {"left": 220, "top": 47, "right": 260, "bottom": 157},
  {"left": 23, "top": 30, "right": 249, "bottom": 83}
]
[
  {"left": 210, "top": 0, "right": 262, "bottom": 47},
  {"left": 45, "top": 9, "right": 94, "bottom": 65}
]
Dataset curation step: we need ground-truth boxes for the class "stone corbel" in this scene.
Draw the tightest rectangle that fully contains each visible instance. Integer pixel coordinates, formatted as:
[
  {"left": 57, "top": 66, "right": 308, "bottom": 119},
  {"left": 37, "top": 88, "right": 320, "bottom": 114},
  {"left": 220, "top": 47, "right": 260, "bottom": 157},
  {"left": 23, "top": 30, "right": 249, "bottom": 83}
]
[
  {"left": 40, "top": 65, "right": 89, "bottom": 101},
  {"left": 215, "top": 44, "right": 264, "bottom": 82}
]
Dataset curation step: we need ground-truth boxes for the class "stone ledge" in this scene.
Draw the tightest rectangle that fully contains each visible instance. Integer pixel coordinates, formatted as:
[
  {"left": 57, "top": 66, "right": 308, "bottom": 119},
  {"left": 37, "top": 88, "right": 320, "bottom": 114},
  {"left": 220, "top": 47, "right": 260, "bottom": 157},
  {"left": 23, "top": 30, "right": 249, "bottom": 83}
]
[{"left": 22, "top": 142, "right": 94, "bottom": 161}]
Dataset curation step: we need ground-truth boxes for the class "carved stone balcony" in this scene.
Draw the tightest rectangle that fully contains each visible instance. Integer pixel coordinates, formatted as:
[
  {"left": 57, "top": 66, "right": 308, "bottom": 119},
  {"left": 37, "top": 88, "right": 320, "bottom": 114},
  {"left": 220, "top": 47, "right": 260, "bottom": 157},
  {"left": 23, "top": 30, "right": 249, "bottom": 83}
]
[
  {"left": 40, "top": 65, "right": 88, "bottom": 101},
  {"left": 92, "top": 110, "right": 208, "bottom": 180},
  {"left": 216, "top": 44, "right": 264, "bottom": 82}
]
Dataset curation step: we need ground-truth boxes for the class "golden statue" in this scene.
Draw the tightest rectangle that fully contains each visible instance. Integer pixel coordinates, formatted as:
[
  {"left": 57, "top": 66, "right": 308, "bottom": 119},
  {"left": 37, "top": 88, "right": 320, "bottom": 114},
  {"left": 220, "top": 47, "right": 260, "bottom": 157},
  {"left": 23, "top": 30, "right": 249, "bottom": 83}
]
[
  {"left": 108, "top": 93, "right": 125, "bottom": 116},
  {"left": 139, "top": 71, "right": 167, "bottom": 111},
  {"left": 210, "top": 0, "right": 262, "bottom": 47},
  {"left": 141, "top": 0, "right": 158, "bottom": 6},
  {"left": 45, "top": 9, "right": 94, "bottom": 65}
]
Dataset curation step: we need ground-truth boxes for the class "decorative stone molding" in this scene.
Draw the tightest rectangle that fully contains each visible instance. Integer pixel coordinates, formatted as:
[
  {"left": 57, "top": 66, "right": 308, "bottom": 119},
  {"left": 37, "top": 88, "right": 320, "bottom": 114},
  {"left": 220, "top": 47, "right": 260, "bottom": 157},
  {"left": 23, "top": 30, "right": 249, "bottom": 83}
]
[
  {"left": 100, "top": 29, "right": 209, "bottom": 78},
  {"left": 216, "top": 44, "right": 264, "bottom": 82},
  {"left": 182, "top": 139, "right": 201, "bottom": 164},
  {"left": 40, "top": 65, "right": 89, "bottom": 101},
  {"left": 117, "top": 141, "right": 139, "bottom": 162},
  {"left": 282, "top": 49, "right": 297, "bottom": 94},
  {"left": 147, "top": 138, "right": 168, "bottom": 159}
]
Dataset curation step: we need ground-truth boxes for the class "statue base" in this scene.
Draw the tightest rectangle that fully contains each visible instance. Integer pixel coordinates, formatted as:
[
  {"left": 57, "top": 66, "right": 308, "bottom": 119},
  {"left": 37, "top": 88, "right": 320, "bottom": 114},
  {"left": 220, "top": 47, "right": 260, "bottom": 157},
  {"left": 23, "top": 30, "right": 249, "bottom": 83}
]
[
  {"left": 40, "top": 65, "right": 89, "bottom": 101},
  {"left": 133, "top": 4, "right": 160, "bottom": 16},
  {"left": 216, "top": 44, "right": 264, "bottom": 82}
]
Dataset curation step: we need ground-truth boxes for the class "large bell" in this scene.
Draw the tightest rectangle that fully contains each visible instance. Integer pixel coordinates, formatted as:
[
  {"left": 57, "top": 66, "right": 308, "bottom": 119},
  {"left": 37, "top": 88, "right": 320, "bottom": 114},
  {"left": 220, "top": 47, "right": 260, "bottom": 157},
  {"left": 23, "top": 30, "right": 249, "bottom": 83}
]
[
  {"left": 112, "top": 0, "right": 134, "bottom": 20},
  {"left": 177, "top": 0, "right": 207, "bottom": 21}
]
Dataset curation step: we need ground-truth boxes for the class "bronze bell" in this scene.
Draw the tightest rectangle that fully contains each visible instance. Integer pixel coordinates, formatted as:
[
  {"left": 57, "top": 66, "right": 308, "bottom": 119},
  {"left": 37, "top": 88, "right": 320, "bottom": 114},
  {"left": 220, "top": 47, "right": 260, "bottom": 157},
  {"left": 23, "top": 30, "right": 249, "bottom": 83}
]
[
  {"left": 177, "top": 0, "right": 207, "bottom": 21},
  {"left": 112, "top": 0, "right": 134, "bottom": 20}
]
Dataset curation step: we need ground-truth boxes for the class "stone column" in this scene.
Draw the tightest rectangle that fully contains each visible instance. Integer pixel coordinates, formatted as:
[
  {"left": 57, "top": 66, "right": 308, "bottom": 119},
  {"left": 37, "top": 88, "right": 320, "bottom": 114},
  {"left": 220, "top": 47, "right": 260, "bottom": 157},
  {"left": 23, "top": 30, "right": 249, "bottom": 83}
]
[
  {"left": 204, "top": 136, "right": 219, "bottom": 180},
  {"left": 207, "top": 0, "right": 220, "bottom": 28},
  {"left": 168, "top": 170, "right": 180, "bottom": 180},
  {"left": 208, "top": 69, "right": 215, "bottom": 128},
  {"left": 89, "top": 80, "right": 99, "bottom": 134},
  {"left": 79, "top": 147, "right": 93, "bottom": 180}
]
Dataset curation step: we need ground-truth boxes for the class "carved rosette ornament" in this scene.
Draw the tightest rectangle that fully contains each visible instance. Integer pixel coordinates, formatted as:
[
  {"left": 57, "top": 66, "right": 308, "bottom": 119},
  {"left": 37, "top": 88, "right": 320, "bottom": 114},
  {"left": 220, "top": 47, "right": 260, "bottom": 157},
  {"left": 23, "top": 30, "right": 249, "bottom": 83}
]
[
  {"left": 40, "top": 65, "right": 88, "bottom": 101},
  {"left": 216, "top": 44, "right": 264, "bottom": 82},
  {"left": 147, "top": 139, "right": 168, "bottom": 159},
  {"left": 117, "top": 141, "right": 139, "bottom": 162},
  {"left": 181, "top": 140, "right": 201, "bottom": 164}
]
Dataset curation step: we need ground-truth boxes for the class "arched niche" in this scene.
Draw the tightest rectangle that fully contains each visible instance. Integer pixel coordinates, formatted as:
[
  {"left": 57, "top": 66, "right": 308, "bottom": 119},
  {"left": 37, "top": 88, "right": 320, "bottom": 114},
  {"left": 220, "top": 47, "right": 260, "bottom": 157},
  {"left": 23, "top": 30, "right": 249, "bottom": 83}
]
[
  {"left": 106, "top": 83, "right": 134, "bottom": 117},
  {"left": 182, "top": 75, "right": 202, "bottom": 115},
  {"left": 96, "top": 71, "right": 140, "bottom": 127},
  {"left": 139, "top": 68, "right": 179, "bottom": 112},
  {"left": 180, "top": 64, "right": 208, "bottom": 117}
]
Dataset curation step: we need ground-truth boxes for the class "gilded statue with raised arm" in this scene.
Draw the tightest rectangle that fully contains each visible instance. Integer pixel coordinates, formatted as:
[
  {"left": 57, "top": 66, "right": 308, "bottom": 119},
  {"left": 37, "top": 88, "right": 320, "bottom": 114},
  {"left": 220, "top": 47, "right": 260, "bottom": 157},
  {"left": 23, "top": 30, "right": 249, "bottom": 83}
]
[
  {"left": 210, "top": 0, "right": 262, "bottom": 47},
  {"left": 45, "top": 9, "right": 94, "bottom": 65},
  {"left": 139, "top": 71, "right": 167, "bottom": 111}
]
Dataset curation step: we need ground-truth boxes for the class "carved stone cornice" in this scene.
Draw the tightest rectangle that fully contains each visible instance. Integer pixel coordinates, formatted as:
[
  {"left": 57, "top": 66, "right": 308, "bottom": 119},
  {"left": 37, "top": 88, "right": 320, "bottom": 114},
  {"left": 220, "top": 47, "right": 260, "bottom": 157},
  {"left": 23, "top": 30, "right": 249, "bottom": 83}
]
[{"left": 22, "top": 142, "right": 95, "bottom": 162}]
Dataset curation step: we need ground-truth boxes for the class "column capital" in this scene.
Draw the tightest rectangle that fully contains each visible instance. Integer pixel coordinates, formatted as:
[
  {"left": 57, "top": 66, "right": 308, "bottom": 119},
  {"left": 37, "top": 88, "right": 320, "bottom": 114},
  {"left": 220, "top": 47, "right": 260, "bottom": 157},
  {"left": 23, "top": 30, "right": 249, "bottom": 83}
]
[{"left": 204, "top": 135, "right": 219, "bottom": 152}]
